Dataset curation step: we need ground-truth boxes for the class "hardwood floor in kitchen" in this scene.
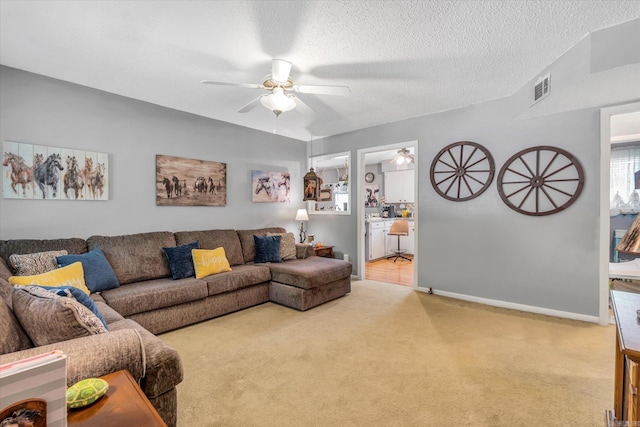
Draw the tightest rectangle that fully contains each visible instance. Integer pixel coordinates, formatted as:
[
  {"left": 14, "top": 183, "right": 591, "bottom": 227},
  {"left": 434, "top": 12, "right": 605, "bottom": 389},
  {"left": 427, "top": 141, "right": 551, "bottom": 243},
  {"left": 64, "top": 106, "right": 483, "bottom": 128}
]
[{"left": 365, "top": 255, "right": 414, "bottom": 287}]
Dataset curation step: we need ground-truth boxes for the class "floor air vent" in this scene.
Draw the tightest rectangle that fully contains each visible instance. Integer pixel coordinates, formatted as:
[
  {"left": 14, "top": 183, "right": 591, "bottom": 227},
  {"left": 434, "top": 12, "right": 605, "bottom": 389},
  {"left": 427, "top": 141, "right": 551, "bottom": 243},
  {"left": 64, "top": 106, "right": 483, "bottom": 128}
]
[{"left": 533, "top": 72, "right": 550, "bottom": 104}]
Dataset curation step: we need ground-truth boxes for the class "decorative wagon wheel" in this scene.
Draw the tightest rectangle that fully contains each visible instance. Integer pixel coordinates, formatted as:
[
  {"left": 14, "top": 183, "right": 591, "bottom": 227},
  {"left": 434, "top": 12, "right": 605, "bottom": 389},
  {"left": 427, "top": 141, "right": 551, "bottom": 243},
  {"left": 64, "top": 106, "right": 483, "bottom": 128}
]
[
  {"left": 430, "top": 141, "right": 495, "bottom": 201},
  {"left": 497, "top": 146, "right": 584, "bottom": 216}
]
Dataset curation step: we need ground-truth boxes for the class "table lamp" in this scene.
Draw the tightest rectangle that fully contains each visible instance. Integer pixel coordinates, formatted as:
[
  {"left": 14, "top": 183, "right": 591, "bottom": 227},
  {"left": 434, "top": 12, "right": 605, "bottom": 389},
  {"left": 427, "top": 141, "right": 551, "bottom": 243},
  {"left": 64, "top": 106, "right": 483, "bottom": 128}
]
[{"left": 295, "top": 209, "right": 309, "bottom": 243}]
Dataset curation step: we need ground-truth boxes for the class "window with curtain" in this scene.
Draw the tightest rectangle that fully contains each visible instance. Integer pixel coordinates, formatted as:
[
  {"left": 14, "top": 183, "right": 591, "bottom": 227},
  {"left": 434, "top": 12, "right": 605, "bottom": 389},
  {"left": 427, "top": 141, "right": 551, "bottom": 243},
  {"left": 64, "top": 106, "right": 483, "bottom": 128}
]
[{"left": 611, "top": 143, "right": 640, "bottom": 216}]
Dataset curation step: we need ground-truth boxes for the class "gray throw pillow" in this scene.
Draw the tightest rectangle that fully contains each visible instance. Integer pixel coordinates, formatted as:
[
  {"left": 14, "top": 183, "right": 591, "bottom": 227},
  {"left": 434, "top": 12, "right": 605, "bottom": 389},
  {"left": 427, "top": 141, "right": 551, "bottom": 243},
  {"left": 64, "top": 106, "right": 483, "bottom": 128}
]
[
  {"left": 12, "top": 285, "right": 107, "bottom": 346},
  {"left": 267, "top": 232, "right": 297, "bottom": 260}
]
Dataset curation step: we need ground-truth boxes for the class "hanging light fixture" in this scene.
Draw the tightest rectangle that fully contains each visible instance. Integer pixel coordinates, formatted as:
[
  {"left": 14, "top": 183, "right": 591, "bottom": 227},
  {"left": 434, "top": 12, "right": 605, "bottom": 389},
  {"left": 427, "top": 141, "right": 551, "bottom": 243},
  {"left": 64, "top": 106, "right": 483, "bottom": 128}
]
[
  {"left": 303, "top": 136, "right": 321, "bottom": 201},
  {"left": 260, "top": 87, "right": 296, "bottom": 117}
]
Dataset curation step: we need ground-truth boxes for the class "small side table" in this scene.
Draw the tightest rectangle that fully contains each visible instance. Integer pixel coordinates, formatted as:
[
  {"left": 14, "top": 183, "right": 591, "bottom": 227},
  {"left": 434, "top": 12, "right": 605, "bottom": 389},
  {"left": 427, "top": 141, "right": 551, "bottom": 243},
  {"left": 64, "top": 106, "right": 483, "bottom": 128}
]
[
  {"left": 67, "top": 370, "right": 166, "bottom": 426},
  {"left": 314, "top": 245, "right": 335, "bottom": 258}
]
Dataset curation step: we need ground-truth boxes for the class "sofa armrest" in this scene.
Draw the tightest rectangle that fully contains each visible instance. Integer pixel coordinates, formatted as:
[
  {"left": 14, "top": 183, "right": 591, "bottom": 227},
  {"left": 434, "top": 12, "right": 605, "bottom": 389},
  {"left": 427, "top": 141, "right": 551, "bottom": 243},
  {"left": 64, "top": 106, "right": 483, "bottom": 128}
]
[
  {"left": 296, "top": 244, "right": 314, "bottom": 259},
  {"left": 0, "top": 257, "right": 12, "bottom": 281},
  {"left": 0, "top": 329, "right": 145, "bottom": 386}
]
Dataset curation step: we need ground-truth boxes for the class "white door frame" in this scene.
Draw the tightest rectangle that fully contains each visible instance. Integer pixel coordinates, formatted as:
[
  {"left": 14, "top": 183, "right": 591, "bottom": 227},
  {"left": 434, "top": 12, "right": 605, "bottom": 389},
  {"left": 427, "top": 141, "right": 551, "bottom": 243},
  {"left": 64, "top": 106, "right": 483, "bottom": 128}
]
[
  {"left": 357, "top": 140, "right": 418, "bottom": 288},
  {"left": 599, "top": 101, "right": 640, "bottom": 325}
]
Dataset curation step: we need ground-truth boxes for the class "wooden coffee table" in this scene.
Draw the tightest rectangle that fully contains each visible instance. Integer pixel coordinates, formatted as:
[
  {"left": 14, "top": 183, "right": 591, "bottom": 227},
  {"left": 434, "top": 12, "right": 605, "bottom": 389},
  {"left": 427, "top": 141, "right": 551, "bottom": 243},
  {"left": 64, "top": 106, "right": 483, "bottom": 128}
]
[{"left": 67, "top": 370, "right": 166, "bottom": 426}]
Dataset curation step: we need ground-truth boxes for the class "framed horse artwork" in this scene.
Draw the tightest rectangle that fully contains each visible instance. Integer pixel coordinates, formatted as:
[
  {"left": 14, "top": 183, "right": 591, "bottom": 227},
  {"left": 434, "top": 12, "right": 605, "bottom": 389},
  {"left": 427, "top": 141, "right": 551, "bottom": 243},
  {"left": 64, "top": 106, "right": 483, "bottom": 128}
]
[
  {"left": 156, "top": 154, "right": 227, "bottom": 206},
  {"left": 2, "top": 141, "right": 109, "bottom": 201},
  {"left": 251, "top": 170, "right": 291, "bottom": 203}
]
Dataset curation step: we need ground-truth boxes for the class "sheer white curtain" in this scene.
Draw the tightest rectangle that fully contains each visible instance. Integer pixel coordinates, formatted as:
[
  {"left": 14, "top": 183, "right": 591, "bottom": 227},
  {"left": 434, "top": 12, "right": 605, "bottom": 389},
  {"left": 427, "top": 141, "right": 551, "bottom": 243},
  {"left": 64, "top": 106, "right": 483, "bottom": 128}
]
[{"left": 611, "top": 144, "right": 640, "bottom": 215}]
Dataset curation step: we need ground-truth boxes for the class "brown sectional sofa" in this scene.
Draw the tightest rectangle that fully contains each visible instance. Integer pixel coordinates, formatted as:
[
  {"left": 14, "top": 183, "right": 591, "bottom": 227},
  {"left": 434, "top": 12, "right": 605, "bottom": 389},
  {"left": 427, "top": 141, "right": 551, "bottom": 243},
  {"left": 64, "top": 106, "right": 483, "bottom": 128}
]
[{"left": 0, "top": 227, "right": 351, "bottom": 426}]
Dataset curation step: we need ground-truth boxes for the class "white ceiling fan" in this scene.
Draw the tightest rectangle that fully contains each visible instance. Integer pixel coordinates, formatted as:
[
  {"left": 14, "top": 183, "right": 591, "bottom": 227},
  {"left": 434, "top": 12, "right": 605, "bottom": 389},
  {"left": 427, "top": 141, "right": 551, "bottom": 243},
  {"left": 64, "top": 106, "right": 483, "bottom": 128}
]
[
  {"left": 202, "top": 59, "right": 350, "bottom": 117},
  {"left": 389, "top": 148, "right": 415, "bottom": 165}
]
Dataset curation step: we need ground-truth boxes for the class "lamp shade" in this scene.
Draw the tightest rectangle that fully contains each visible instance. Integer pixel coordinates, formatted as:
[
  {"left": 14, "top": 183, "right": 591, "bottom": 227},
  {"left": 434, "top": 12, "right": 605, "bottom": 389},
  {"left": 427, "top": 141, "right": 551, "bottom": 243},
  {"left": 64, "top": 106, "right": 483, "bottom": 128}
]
[
  {"left": 295, "top": 209, "right": 309, "bottom": 221},
  {"left": 617, "top": 214, "right": 640, "bottom": 254}
]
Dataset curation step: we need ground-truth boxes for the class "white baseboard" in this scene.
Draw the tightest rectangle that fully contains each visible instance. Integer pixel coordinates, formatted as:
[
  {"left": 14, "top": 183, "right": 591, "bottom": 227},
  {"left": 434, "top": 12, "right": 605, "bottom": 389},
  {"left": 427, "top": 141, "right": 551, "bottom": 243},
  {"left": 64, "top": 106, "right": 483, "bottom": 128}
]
[{"left": 416, "top": 287, "right": 600, "bottom": 324}]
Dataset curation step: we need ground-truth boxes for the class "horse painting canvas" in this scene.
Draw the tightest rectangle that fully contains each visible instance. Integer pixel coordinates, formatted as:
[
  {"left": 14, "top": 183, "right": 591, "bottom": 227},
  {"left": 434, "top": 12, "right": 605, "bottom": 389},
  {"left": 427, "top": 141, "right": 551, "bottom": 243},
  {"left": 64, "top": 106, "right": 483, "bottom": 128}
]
[
  {"left": 251, "top": 170, "right": 291, "bottom": 203},
  {"left": 156, "top": 155, "right": 226, "bottom": 206},
  {"left": 2, "top": 141, "right": 109, "bottom": 201}
]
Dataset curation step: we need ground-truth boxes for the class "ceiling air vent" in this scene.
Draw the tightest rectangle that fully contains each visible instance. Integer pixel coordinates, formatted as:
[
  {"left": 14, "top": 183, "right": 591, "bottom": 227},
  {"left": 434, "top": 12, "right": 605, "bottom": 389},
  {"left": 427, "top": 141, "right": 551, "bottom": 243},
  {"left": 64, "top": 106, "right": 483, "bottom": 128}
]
[{"left": 532, "top": 72, "right": 550, "bottom": 104}]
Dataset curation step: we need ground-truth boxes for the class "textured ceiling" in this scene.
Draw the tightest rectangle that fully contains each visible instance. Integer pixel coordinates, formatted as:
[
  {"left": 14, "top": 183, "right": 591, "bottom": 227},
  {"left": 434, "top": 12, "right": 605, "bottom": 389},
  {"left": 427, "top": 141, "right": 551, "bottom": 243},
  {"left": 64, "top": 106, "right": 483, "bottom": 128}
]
[{"left": 1, "top": 1, "right": 639, "bottom": 141}]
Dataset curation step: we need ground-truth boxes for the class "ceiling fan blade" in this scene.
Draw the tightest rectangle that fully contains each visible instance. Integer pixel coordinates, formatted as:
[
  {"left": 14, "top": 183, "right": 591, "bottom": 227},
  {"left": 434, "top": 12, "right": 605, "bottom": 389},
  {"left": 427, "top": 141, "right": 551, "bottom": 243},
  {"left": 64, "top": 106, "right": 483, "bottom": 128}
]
[
  {"left": 292, "top": 84, "right": 351, "bottom": 96},
  {"left": 236, "top": 96, "right": 263, "bottom": 113},
  {"left": 271, "top": 59, "right": 292, "bottom": 84},
  {"left": 291, "top": 95, "right": 314, "bottom": 114},
  {"left": 202, "top": 81, "right": 265, "bottom": 90}
]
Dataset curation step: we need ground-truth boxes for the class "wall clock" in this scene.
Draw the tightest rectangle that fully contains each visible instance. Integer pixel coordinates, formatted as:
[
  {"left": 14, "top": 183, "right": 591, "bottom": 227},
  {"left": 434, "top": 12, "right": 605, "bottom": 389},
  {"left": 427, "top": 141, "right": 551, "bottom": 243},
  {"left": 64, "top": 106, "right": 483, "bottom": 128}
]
[
  {"left": 497, "top": 145, "right": 584, "bottom": 216},
  {"left": 364, "top": 172, "right": 375, "bottom": 183},
  {"left": 430, "top": 141, "right": 495, "bottom": 201}
]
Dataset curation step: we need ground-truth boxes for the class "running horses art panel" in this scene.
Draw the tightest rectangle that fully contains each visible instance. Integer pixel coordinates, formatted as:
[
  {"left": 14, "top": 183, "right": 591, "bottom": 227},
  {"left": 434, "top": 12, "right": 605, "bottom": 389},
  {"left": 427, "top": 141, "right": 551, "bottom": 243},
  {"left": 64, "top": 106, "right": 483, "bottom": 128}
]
[
  {"left": 2, "top": 141, "right": 109, "bottom": 201},
  {"left": 251, "top": 170, "right": 291, "bottom": 203},
  {"left": 156, "top": 155, "right": 226, "bottom": 206}
]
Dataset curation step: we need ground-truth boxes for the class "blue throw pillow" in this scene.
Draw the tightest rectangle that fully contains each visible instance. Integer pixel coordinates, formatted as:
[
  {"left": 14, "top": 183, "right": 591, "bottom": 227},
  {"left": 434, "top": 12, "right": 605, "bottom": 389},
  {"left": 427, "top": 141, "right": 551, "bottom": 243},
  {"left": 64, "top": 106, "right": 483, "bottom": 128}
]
[
  {"left": 254, "top": 235, "right": 282, "bottom": 263},
  {"left": 57, "top": 249, "right": 119, "bottom": 293},
  {"left": 163, "top": 240, "right": 200, "bottom": 280},
  {"left": 42, "top": 285, "right": 108, "bottom": 329}
]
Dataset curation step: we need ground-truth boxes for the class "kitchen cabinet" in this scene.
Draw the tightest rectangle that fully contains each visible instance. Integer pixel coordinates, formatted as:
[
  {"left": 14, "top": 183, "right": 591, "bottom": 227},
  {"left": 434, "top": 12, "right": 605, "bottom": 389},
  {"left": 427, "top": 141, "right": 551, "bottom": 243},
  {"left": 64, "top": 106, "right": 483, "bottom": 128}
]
[
  {"left": 367, "top": 221, "right": 386, "bottom": 260},
  {"left": 384, "top": 170, "right": 414, "bottom": 203},
  {"left": 405, "top": 221, "right": 415, "bottom": 255}
]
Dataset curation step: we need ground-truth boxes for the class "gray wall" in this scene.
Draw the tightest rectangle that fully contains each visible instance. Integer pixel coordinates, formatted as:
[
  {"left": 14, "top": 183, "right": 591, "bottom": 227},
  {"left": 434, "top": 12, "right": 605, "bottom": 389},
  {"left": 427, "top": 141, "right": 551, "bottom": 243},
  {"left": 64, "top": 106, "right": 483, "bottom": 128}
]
[
  {"left": 0, "top": 66, "right": 306, "bottom": 239},
  {"left": 1, "top": 20, "right": 638, "bottom": 319},
  {"left": 307, "top": 21, "right": 640, "bottom": 318}
]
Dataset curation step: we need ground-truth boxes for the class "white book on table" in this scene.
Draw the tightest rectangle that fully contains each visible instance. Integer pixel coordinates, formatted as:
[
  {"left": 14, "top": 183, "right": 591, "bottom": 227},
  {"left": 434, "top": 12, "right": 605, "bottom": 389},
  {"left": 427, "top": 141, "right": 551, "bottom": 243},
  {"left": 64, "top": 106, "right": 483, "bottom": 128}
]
[{"left": 0, "top": 350, "right": 67, "bottom": 427}]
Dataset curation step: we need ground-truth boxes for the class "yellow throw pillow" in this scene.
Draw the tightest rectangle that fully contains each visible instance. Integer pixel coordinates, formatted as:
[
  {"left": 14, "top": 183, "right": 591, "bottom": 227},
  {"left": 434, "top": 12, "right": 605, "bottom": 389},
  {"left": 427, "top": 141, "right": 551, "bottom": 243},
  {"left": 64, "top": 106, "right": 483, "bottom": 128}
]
[
  {"left": 192, "top": 247, "right": 232, "bottom": 279},
  {"left": 9, "top": 262, "right": 90, "bottom": 295}
]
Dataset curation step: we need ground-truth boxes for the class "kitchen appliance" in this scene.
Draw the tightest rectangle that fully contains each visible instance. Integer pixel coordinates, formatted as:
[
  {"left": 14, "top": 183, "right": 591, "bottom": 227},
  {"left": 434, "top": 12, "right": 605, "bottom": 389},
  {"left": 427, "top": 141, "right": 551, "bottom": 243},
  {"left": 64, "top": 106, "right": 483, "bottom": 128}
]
[{"left": 382, "top": 205, "right": 395, "bottom": 218}]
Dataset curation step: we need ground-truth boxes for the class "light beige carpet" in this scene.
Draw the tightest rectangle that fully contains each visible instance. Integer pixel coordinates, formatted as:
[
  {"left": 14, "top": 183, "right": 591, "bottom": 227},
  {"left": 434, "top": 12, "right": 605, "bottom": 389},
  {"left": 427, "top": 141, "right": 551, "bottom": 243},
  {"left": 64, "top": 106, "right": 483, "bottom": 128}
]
[{"left": 160, "top": 280, "right": 616, "bottom": 426}]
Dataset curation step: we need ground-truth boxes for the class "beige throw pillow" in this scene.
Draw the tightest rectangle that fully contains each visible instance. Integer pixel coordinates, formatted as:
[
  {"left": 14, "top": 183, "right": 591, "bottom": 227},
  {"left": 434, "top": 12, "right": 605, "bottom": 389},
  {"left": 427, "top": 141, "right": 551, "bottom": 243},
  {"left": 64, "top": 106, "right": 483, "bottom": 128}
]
[
  {"left": 12, "top": 285, "right": 107, "bottom": 346},
  {"left": 9, "top": 250, "right": 68, "bottom": 276},
  {"left": 267, "top": 232, "right": 297, "bottom": 260}
]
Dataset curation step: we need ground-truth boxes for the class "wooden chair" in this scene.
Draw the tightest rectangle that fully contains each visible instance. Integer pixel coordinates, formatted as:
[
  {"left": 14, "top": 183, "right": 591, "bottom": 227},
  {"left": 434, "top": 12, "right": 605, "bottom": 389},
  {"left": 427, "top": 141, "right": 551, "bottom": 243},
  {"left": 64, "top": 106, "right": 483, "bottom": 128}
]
[{"left": 386, "top": 219, "right": 412, "bottom": 262}]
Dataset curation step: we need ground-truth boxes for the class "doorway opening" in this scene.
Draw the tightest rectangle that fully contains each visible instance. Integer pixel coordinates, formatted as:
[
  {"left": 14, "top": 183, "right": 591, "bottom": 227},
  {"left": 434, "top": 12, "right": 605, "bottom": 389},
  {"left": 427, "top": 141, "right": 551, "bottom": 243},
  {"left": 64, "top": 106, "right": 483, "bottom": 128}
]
[
  {"left": 357, "top": 141, "right": 418, "bottom": 288},
  {"left": 600, "top": 102, "right": 640, "bottom": 325}
]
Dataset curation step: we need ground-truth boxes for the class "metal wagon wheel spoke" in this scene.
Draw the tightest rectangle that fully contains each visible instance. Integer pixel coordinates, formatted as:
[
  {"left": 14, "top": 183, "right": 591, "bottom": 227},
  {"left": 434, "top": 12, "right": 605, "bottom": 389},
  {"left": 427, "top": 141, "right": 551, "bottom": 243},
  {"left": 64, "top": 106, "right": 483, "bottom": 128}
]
[
  {"left": 497, "top": 146, "right": 584, "bottom": 216},
  {"left": 430, "top": 141, "right": 495, "bottom": 202}
]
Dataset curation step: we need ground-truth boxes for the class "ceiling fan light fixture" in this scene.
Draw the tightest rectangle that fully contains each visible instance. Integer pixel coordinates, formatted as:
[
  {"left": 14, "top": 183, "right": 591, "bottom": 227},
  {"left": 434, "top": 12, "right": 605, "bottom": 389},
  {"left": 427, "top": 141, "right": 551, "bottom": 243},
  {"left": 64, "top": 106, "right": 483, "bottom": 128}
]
[{"left": 260, "top": 87, "right": 296, "bottom": 116}]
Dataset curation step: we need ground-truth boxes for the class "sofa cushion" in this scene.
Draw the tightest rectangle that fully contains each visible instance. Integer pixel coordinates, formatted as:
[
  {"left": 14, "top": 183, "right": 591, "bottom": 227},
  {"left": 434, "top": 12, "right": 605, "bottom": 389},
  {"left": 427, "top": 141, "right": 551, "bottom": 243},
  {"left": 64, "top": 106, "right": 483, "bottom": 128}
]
[
  {"left": 0, "top": 238, "right": 88, "bottom": 273},
  {"left": 163, "top": 241, "right": 199, "bottom": 280},
  {"left": 202, "top": 264, "right": 272, "bottom": 296},
  {"left": 87, "top": 232, "right": 176, "bottom": 285},
  {"left": 56, "top": 249, "right": 120, "bottom": 293},
  {"left": 9, "top": 262, "right": 91, "bottom": 295},
  {"left": 12, "top": 285, "right": 107, "bottom": 346},
  {"left": 254, "top": 235, "right": 282, "bottom": 263},
  {"left": 192, "top": 248, "right": 232, "bottom": 279},
  {"left": 175, "top": 229, "right": 245, "bottom": 266},
  {"left": 268, "top": 257, "right": 353, "bottom": 290},
  {"left": 9, "top": 250, "right": 68, "bottom": 276},
  {"left": 0, "top": 299, "right": 33, "bottom": 353},
  {"left": 100, "top": 277, "right": 208, "bottom": 317},
  {"left": 43, "top": 286, "right": 108, "bottom": 329},
  {"left": 236, "top": 227, "right": 287, "bottom": 264},
  {"left": 267, "top": 232, "right": 297, "bottom": 260}
]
